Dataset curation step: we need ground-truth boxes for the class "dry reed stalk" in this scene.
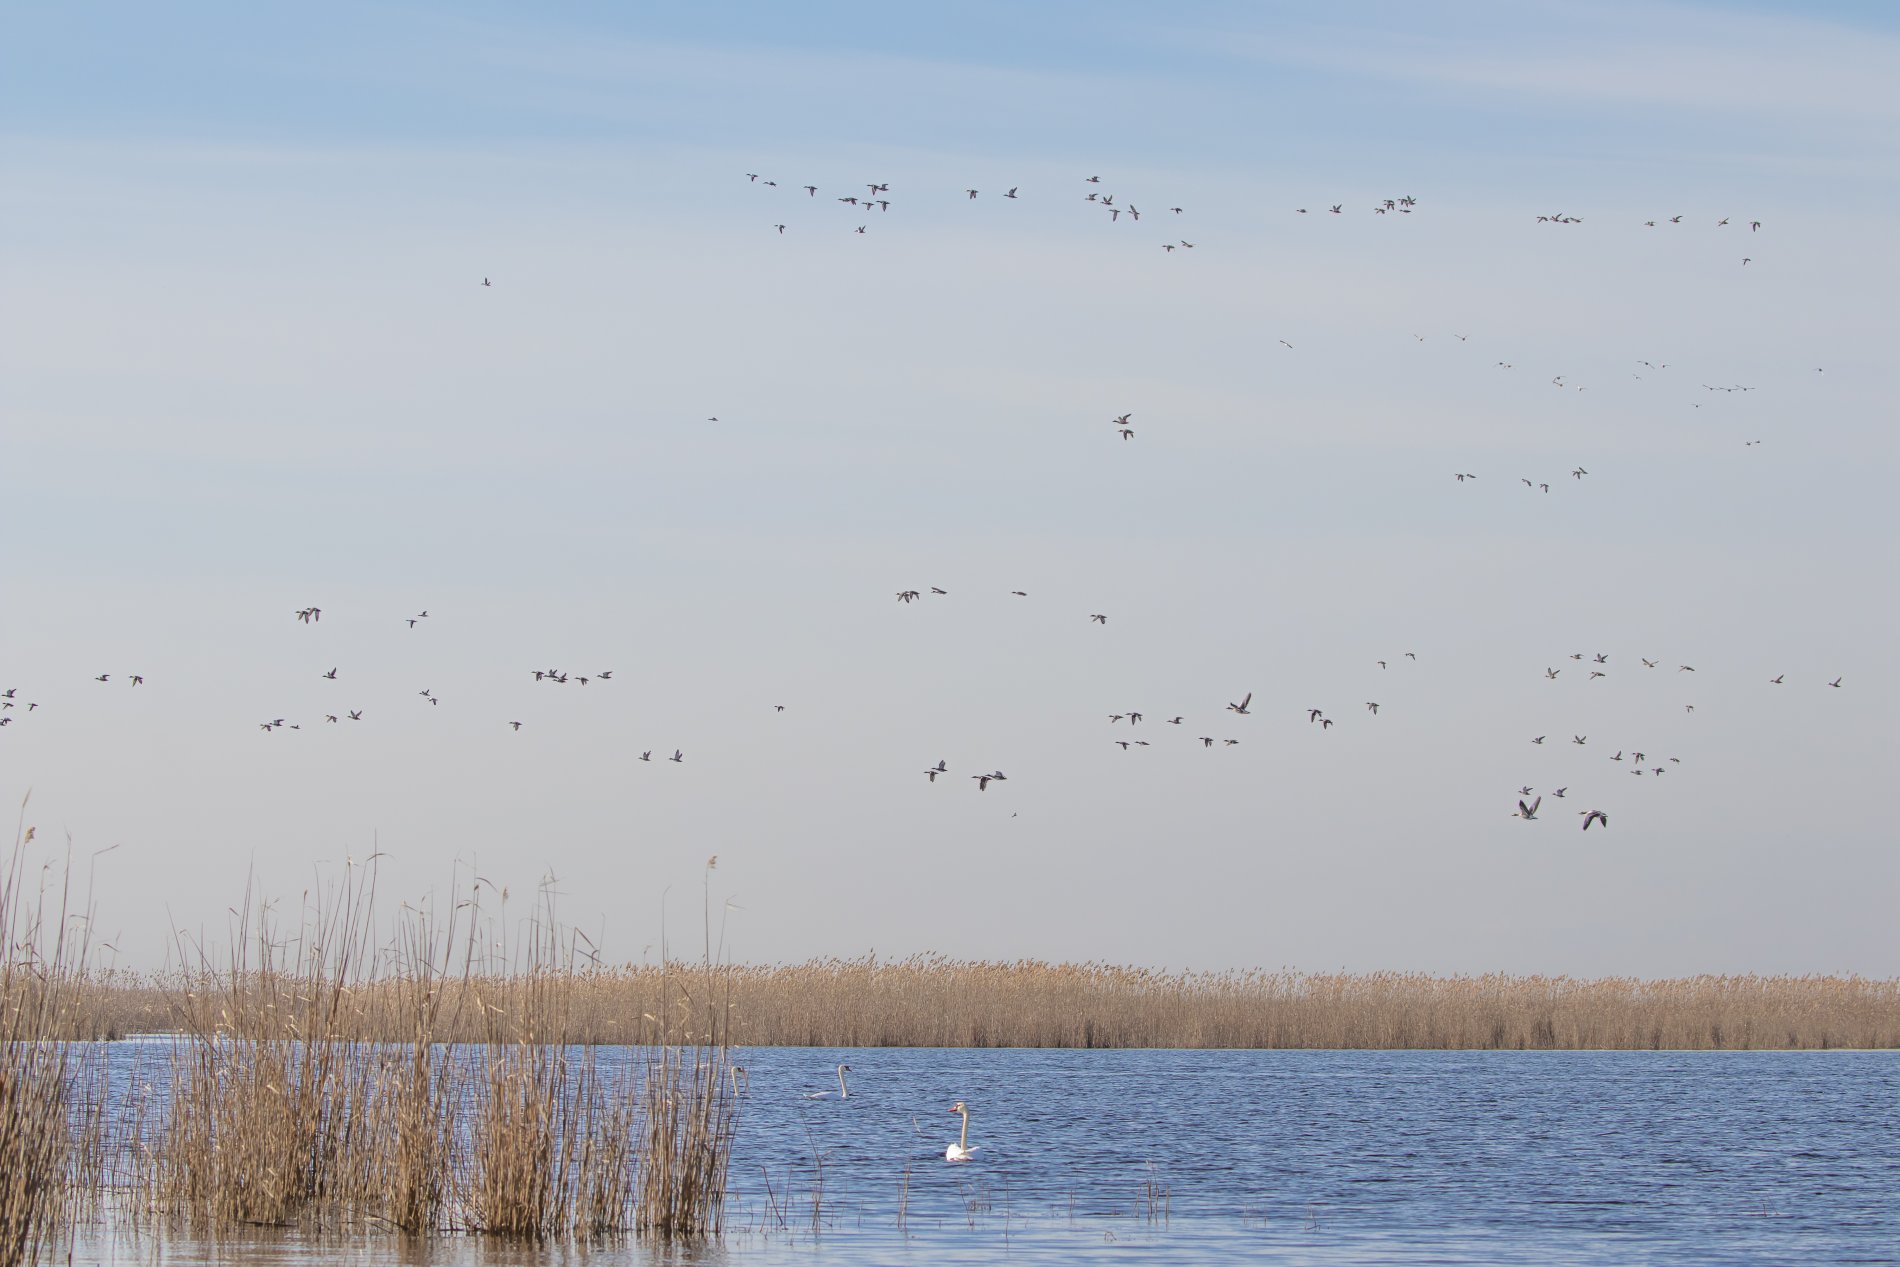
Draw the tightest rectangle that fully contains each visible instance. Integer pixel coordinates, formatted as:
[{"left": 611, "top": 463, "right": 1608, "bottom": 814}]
[
  {"left": 636, "top": 1043, "right": 735, "bottom": 1236},
  {"left": 635, "top": 862, "right": 740, "bottom": 1238},
  {"left": 148, "top": 864, "right": 383, "bottom": 1228},
  {"left": 0, "top": 809, "right": 98, "bottom": 1267},
  {"left": 365, "top": 898, "right": 469, "bottom": 1233},
  {"left": 0, "top": 1048, "right": 70, "bottom": 1267},
  {"left": 574, "top": 1095, "right": 639, "bottom": 1235},
  {"left": 463, "top": 1042, "right": 575, "bottom": 1236},
  {"left": 462, "top": 882, "right": 650, "bottom": 1239}
]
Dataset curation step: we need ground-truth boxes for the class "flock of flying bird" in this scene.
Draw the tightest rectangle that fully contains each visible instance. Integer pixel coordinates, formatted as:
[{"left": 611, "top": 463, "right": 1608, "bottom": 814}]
[
  {"left": 0, "top": 606, "right": 710, "bottom": 759},
  {"left": 2, "top": 579, "right": 1846, "bottom": 840},
  {"left": 1504, "top": 654, "right": 1844, "bottom": 830},
  {"left": 0, "top": 170, "right": 1819, "bottom": 856},
  {"left": 737, "top": 171, "right": 1766, "bottom": 269},
  {"left": 881, "top": 576, "right": 1846, "bottom": 832},
  {"left": 741, "top": 171, "right": 1423, "bottom": 249}
]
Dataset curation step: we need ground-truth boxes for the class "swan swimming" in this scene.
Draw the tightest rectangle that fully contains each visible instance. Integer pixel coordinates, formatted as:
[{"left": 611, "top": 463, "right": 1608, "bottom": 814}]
[
  {"left": 946, "top": 1101, "right": 979, "bottom": 1162},
  {"left": 804, "top": 1064, "right": 851, "bottom": 1100}
]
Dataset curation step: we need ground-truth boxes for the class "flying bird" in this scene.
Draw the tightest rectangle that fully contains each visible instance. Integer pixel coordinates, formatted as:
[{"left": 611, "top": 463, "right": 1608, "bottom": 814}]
[{"left": 1580, "top": 810, "right": 1609, "bottom": 831}]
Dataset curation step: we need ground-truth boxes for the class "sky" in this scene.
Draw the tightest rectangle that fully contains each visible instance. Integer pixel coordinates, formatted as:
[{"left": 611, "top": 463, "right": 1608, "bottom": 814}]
[{"left": 2, "top": 1, "right": 1896, "bottom": 977}]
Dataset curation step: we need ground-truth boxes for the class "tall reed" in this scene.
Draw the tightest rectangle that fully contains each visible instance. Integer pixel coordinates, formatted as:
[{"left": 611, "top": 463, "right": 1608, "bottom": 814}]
[
  {"left": 152, "top": 866, "right": 381, "bottom": 1226},
  {"left": 0, "top": 816, "right": 87, "bottom": 1267}
]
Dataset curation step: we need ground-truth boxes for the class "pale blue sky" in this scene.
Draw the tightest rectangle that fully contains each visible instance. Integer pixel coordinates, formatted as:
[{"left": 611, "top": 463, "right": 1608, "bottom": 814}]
[{"left": 2, "top": 2, "right": 1895, "bottom": 975}]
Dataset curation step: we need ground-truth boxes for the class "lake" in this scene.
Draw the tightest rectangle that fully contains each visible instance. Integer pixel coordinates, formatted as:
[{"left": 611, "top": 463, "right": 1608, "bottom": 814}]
[{"left": 66, "top": 1046, "right": 1900, "bottom": 1265}]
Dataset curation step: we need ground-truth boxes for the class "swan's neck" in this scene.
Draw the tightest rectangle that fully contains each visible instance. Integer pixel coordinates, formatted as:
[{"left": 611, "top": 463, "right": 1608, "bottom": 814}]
[
  {"left": 837, "top": 1067, "right": 849, "bottom": 1099},
  {"left": 958, "top": 1109, "right": 970, "bottom": 1151}
]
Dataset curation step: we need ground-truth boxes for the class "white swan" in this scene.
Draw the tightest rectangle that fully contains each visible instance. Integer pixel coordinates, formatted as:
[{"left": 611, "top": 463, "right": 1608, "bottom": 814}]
[
  {"left": 804, "top": 1063, "right": 851, "bottom": 1100},
  {"left": 946, "top": 1101, "right": 978, "bottom": 1161}
]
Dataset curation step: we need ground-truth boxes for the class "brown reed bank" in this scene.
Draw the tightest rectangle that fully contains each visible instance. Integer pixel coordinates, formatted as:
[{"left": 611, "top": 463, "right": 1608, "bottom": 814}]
[
  {"left": 0, "top": 837, "right": 742, "bottom": 1251},
  {"left": 111, "top": 867, "right": 737, "bottom": 1242},
  {"left": 49, "top": 957, "right": 1900, "bottom": 1050}
]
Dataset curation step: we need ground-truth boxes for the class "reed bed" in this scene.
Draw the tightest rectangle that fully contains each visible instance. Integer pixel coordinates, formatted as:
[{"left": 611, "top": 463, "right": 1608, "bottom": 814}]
[
  {"left": 1, "top": 817, "right": 100, "bottom": 1267},
  {"left": 683, "top": 959, "right": 1900, "bottom": 1049},
  {"left": 53, "top": 956, "right": 1900, "bottom": 1050},
  {"left": 10, "top": 860, "right": 741, "bottom": 1248}
]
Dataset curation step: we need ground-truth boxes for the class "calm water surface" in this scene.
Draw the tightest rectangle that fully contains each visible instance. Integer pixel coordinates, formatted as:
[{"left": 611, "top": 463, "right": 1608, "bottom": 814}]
[{"left": 72, "top": 1046, "right": 1900, "bottom": 1265}]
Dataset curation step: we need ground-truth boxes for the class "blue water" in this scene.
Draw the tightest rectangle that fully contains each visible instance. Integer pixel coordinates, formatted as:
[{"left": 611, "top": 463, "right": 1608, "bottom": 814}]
[{"left": 73, "top": 1045, "right": 1900, "bottom": 1265}]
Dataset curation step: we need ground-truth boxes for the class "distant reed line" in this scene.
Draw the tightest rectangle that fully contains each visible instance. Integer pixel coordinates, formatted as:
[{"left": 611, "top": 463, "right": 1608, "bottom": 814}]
[{"left": 59, "top": 960, "right": 1900, "bottom": 1050}]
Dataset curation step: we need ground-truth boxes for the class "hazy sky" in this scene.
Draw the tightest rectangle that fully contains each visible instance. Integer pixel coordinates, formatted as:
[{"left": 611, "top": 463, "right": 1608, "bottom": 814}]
[{"left": 3, "top": 1, "right": 1895, "bottom": 976}]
